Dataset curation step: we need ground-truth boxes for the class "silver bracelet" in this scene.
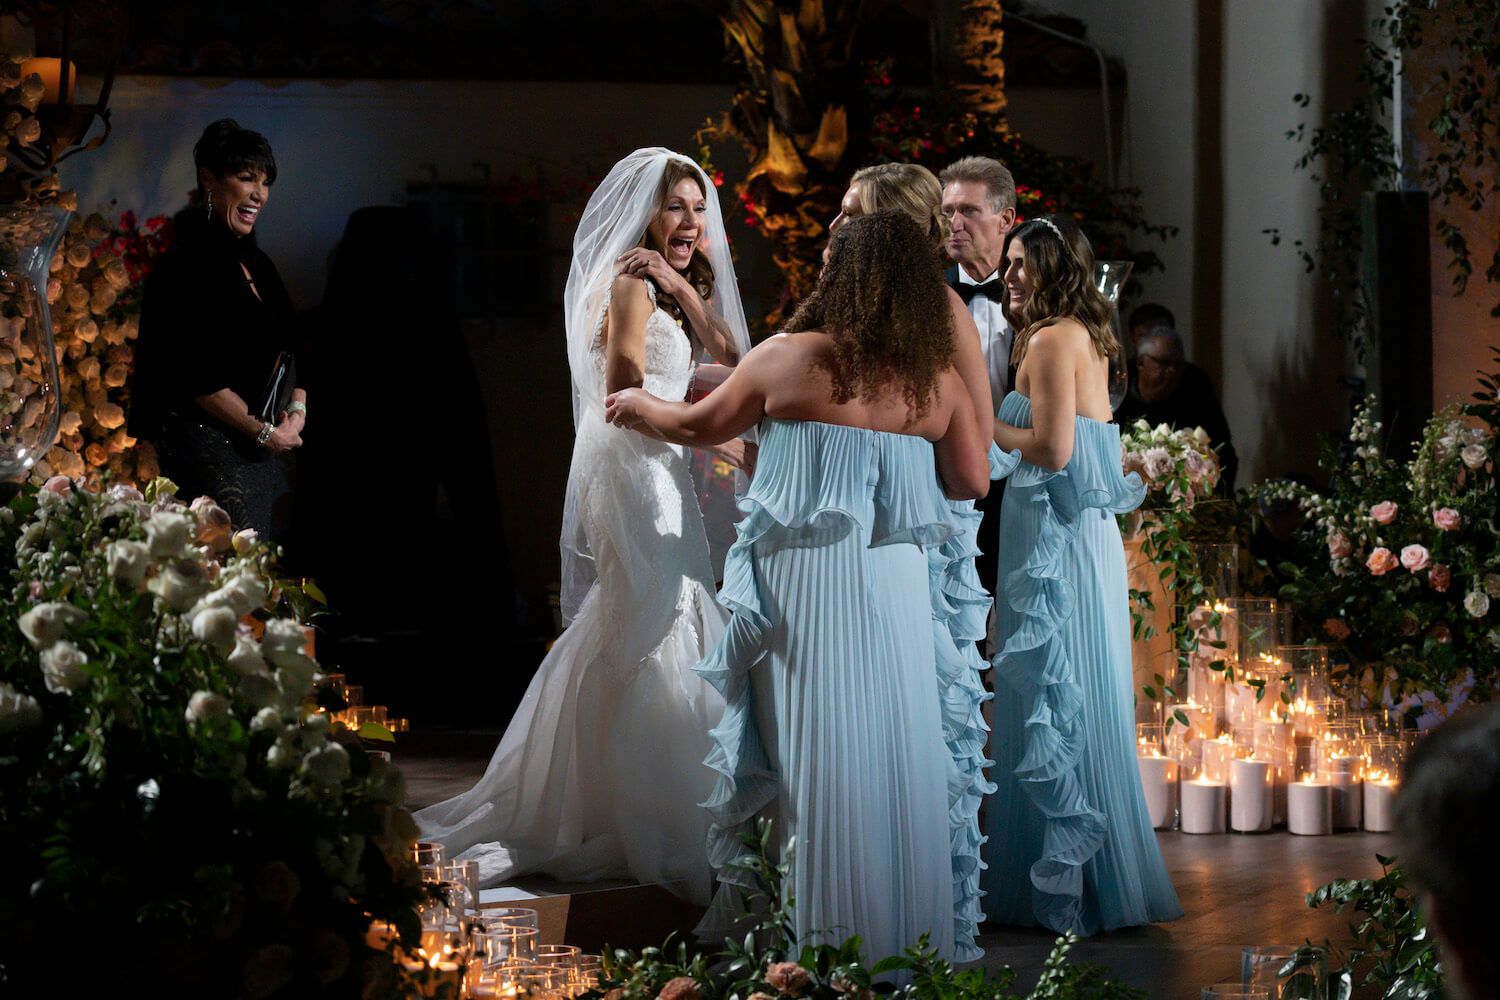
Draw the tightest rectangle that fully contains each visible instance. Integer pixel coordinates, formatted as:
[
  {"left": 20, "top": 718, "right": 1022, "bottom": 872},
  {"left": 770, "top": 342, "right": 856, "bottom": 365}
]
[
  {"left": 687, "top": 364, "right": 698, "bottom": 401},
  {"left": 286, "top": 400, "right": 307, "bottom": 417},
  {"left": 256, "top": 421, "right": 273, "bottom": 447}
]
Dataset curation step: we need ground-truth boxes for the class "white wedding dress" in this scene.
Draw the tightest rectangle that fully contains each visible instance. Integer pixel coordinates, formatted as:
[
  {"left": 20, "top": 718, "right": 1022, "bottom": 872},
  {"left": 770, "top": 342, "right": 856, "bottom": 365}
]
[{"left": 415, "top": 286, "right": 728, "bottom": 903}]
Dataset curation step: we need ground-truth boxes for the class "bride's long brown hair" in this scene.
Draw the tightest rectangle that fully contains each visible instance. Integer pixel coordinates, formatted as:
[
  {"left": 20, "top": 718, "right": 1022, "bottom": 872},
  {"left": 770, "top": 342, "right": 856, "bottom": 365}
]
[{"left": 641, "top": 160, "right": 716, "bottom": 329}]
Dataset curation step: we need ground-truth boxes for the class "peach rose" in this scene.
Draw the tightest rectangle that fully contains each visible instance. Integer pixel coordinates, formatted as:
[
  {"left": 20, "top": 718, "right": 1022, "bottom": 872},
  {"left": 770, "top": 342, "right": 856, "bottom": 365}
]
[
  {"left": 1400, "top": 544, "right": 1431, "bottom": 573},
  {"left": 1370, "top": 501, "right": 1398, "bottom": 524},
  {"left": 765, "top": 963, "right": 811, "bottom": 995},
  {"left": 1430, "top": 564, "right": 1452, "bottom": 592},
  {"left": 1327, "top": 532, "right": 1352, "bottom": 560},
  {"left": 1324, "top": 618, "right": 1351, "bottom": 641},
  {"left": 1433, "top": 507, "right": 1462, "bottom": 531},
  {"left": 658, "top": 978, "right": 701, "bottom": 1000},
  {"left": 1366, "top": 547, "right": 1399, "bottom": 575},
  {"left": 41, "top": 475, "right": 71, "bottom": 496}
]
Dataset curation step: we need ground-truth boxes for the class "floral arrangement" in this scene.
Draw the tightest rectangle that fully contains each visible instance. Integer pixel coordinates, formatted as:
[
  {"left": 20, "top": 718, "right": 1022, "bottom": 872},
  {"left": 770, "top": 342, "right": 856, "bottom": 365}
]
[
  {"left": 0, "top": 477, "right": 427, "bottom": 997},
  {"left": 33, "top": 209, "right": 172, "bottom": 485},
  {"left": 1119, "top": 419, "right": 1221, "bottom": 511},
  {"left": 592, "top": 822, "right": 1142, "bottom": 1000},
  {"left": 1258, "top": 369, "right": 1500, "bottom": 714}
]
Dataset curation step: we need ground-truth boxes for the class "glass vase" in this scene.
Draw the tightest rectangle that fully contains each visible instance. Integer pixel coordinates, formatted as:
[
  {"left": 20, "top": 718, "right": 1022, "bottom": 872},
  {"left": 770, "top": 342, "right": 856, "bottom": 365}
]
[
  {"left": 0, "top": 205, "right": 72, "bottom": 484},
  {"left": 1095, "top": 259, "right": 1133, "bottom": 410}
]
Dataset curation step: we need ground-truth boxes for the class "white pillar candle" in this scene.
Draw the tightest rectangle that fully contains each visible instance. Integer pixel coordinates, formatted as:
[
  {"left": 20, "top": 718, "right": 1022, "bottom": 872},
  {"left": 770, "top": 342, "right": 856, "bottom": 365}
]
[
  {"left": 1137, "top": 753, "right": 1179, "bottom": 829},
  {"left": 1230, "top": 757, "right": 1274, "bottom": 832},
  {"left": 1181, "top": 778, "right": 1227, "bottom": 834},
  {"left": 1327, "top": 770, "right": 1363, "bottom": 829},
  {"left": 1364, "top": 780, "right": 1398, "bottom": 832},
  {"left": 1288, "top": 781, "right": 1333, "bottom": 835}
]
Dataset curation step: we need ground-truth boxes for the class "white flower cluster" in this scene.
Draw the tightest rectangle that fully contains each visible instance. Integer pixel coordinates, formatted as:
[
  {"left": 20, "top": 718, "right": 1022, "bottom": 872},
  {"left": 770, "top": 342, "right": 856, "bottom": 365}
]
[{"left": 1119, "top": 420, "right": 1220, "bottom": 507}]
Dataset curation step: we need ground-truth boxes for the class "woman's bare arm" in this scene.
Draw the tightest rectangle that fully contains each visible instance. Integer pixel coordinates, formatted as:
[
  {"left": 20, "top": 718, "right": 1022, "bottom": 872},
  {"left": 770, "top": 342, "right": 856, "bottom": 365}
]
[{"left": 992, "top": 324, "right": 1080, "bottom": 472}]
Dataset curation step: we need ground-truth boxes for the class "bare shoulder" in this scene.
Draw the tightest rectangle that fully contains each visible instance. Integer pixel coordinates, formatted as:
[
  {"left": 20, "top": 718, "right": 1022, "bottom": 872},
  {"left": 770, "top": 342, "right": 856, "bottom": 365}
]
[
  {"left": 609, "top": 271, "right": 650, "bottom": 305},
  {"left": 1027, "top": 317, "right": 1092, "bottom": 359}
]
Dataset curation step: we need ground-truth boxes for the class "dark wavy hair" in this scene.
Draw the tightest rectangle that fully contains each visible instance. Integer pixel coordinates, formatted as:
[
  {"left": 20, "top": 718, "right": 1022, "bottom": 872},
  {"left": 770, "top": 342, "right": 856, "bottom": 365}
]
[
  {"left": 642, "top": 159, "right": 715, "bottom": 329},
  {"left": 193, "top": 118, "right": 277, "bottom": 189},
  {"left": 785, "top": 211, "right": 953, "bottom": 418},
  {"left": 1002, "top": 214, "right": 1118, "bottom": 365}
]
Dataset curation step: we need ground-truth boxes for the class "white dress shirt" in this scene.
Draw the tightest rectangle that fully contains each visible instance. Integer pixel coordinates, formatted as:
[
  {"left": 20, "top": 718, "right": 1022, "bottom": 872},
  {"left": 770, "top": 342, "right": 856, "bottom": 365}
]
[{"left": 955, "top": 267, "right": 1013, "bottom": 417}]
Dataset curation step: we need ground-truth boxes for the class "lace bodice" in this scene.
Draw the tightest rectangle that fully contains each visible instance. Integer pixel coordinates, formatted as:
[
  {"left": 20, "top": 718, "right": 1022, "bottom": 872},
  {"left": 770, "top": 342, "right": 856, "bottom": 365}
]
[{"left": 589, "top": 281, "right": 694, "bottom": 404}]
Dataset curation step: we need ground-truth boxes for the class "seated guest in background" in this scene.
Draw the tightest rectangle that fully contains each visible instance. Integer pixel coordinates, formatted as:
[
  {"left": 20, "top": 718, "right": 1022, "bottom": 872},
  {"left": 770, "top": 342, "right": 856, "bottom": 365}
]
[
  {"left": 1126, "top": 302, "right": 1175, "bottom": 350},
  {"left": 1395, "top": 705, "right": 1500, "bottom": 1000},
  {"left": 1115, "top": 325, "right": 1238, "bottom": 491}
]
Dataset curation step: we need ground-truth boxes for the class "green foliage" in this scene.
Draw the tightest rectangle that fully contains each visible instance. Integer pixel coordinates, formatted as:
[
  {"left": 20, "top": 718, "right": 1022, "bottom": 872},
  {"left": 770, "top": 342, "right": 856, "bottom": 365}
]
[
  {"left": 1253, "top": 351, "right": 1500, "bottom": 713},
  {"left": 1287, "top": 856, "right": 1443, "bottom": 1000},
  {"left": 1270, "top": 0, "right": 1500, "bottom": 360},
  {"left": 593, "top": 820, "right": 1142, "bottom": 1000}
]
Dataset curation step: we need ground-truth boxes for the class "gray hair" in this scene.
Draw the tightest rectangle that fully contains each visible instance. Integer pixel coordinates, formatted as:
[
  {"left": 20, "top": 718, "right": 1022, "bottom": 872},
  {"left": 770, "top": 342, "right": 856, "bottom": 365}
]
[
  {"left": 938, "top": 156, "right": 1016, "bottom": 214},
  {"left": 1137, "top": 325, "right": 1185, "bottom": 358}
]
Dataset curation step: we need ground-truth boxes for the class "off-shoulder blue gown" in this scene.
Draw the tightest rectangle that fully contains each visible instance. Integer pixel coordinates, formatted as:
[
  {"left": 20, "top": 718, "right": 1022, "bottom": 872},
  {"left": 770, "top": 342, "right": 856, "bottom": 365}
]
[
  {"left": 696, "top": 417, "right": 999, "bottom": 964},
  {"left": 981, "top": 392, "right": 1183, "bottom": 936}
]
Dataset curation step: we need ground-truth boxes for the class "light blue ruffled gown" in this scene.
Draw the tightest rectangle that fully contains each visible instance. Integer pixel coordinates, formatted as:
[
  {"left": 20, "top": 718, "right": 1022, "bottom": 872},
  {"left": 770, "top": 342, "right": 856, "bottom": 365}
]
[
  {"left": 981, "top": 392, "right": 1183, "bottom": 936},
  {"left": 696, "top": 417, "right": 1003, "bottom": 964}
]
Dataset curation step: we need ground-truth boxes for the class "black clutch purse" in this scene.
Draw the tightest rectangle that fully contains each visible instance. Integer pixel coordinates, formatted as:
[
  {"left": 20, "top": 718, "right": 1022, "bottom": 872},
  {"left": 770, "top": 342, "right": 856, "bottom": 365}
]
[{"left": 254, "top": 350, "right": 296, "bottom": 424}]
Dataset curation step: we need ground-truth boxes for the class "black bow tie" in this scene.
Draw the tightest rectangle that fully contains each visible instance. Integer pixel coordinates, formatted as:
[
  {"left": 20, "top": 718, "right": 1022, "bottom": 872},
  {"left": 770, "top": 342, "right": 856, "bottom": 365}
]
[{"left": 955, "top": 279, "right": 1004, "bottom": 305}]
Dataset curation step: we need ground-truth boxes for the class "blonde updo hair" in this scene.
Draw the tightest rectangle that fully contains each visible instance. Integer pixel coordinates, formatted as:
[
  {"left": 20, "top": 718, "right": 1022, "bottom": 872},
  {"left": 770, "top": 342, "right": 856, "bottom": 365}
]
[{"left": 849, "top": 163, "right": 950, "bottom": 253}]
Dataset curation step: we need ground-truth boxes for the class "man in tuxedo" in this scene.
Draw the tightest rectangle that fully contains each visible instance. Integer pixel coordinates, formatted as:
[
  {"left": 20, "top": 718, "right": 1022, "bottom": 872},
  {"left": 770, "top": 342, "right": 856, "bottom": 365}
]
[{"left": 939, "top": 156, "right": 1018, "bottom": 598}]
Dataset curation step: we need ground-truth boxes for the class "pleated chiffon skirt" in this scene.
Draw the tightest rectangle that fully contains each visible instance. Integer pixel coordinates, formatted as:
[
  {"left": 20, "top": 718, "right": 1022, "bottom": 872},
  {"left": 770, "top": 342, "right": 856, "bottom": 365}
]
[
  {"left": 981, "top": 393, "right": 1184, "bottom": 936},
  {"left": 697, "top": 417, "right": 992, "bottom": 964}
]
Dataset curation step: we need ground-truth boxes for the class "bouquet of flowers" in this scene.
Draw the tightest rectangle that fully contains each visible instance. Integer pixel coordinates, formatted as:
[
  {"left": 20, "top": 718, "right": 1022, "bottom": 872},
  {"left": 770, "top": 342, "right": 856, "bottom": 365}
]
[
  {"left": 1259, "top": 361, "right": 1500, "bottom": 715},
  {"left": 0, "top": 477, "right": 427, "bottom": 997},
  {"left": 1119, "top": 419, "right": 1221, "bottom": 511}
]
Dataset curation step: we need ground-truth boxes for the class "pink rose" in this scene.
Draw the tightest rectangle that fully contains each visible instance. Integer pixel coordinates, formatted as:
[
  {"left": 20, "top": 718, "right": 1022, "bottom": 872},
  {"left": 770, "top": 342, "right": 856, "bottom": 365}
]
[
  {"left": 41, "top": 475, "right": 71, "bottom": 496},
  {"left": 1324, "top": 617, "right": 1351, "bottom": 640},
  {"left": 1433, "top": 507, "right": 1462, "bottom": 531},
  {"left": 1429, "top": 564, "right": 1452, "bottom": 592},
  {"left": 1366, "top": 547, "right": 1399, "bottom": 575},
  {"left": 658, "top": 978, "right": 702, "bottom": 1000},
  {"left": 1370, "top": 501, "right": 1398, "bottom": 524},
  {"left": 765, "top": 963, "right": 812, "bottom": 995},
  {"left": 1327, "top": 532, "right": 1352, "bottom": 560},
  {"left": 1400, "top": 544, "right": 1431, "bottom": 573}
]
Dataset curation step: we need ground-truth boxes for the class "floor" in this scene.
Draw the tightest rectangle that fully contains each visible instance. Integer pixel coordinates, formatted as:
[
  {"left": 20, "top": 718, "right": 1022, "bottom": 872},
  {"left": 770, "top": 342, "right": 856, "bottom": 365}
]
[{"left": 398, "top": 732, "right": 1394, "bottom": 999}]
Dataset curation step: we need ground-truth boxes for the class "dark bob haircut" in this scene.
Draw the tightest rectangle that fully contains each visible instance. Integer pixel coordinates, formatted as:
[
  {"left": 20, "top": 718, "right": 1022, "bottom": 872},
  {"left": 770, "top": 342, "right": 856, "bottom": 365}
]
[{"left": 193, "top": 118, "right": 277, "bottom": 187}]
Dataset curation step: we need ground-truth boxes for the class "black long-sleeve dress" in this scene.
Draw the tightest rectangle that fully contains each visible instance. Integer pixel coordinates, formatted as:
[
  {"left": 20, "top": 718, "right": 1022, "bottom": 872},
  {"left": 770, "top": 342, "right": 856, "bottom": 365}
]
[{"left": 128, "top": 216, "right": 295, "bottom": 539}]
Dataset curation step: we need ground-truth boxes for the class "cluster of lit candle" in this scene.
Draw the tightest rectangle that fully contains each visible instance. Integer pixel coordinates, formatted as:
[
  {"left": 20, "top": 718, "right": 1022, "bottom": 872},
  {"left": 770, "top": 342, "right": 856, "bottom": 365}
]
[
  {"left": 368, "top": 842, "right": 604, "bottom": 998},
  {"left": 319, "top": 672, "right": 410, "bottom": 733},
  {"left": 1136, "top": 597, "right": 1413, "bottom": 836}
]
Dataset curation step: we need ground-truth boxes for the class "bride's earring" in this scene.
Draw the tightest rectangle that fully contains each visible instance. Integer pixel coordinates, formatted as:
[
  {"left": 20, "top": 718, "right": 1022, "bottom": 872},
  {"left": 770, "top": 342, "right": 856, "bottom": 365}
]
[{"left": 204, "top": 190, "right": 213, "bottom": 220}]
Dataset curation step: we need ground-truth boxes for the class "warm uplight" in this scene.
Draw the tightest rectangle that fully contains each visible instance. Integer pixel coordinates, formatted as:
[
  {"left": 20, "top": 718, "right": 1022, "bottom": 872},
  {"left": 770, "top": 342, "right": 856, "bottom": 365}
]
[{"left": 18, "top": 57, "right": 75, "bottom": 104}]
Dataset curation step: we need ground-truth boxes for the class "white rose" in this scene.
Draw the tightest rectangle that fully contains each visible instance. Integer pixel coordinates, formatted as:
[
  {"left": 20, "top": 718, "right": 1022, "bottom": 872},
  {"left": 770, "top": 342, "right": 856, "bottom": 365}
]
[
  {"left": 190, "top": 605, "right": 239, "bottom": 652},
  {"left": 239, "top": 672, "right": 284, "bottom": 713},
  {"left": 232, "top": 528, "right": 259, "bottom": 554},
  {"left": 1142, "top": 447, "right": 1173, "bottom": 481},
  {"left": 40, "top": 640, "right": 88, "bottom": 694},
  {"left": 276, "top": 660, "right": 316, "bottom": 703},
  {"left": 144, "top": 511, "right": 193, "bottom": 558},
  {"left": 18, "top": 601, "right": 87, "bottom": 648},
  {"left": 227, "top": 633, "right": 269, "bottom": 677},
  {"left": 1193, "top": 427, "right": 1211, "bottom": 447},
  {"left": 1465, "top": 591, "right": 1491, "bottom": 618},
  {"left": 108, "top": 483, "right": 144, "bottom": 504},
  {"left": 215, "top": 569, "right": 269, "bottom": 616},
  {"left": 106, "top": 540, "right": 151, "bottom": 588},
  {"left": 266, "top": 735, "right": 299, "bottom": 771},
  {"left": 250, "top": 706, "right": 287, "bottom": 733},
  {"left": 0, "top": 680, "right": 43, "bottom": 733},
  {"left": 301, "top": 742, "right": 351, "bottom": 788},
  {"left": 1461, "top": 444, "right": 1487, "bottom": 469},
  {"left": 261, "top": 619, "right": 311, "bottom": 669},
  {"left": 185, "top": 690, "right": 231, "bottom": 725},
  {"left": 148, "top": 558, "right": 210, "bottom": 612}
]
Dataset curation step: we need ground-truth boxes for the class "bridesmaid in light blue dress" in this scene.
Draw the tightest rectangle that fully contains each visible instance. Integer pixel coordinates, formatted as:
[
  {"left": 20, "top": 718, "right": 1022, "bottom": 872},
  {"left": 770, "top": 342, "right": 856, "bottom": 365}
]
[
  {"left": 981, "top": 215, "right": 1183, "bottom": 936},
  {"left": 605, "top": 212, "right": 994, "bottom": 964}
]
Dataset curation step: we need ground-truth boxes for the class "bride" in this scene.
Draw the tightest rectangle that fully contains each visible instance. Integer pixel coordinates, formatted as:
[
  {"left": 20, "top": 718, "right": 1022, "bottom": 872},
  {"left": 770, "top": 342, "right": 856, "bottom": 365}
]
[{"left": 415, "top": 148, "right": 753, "bottom": 903}]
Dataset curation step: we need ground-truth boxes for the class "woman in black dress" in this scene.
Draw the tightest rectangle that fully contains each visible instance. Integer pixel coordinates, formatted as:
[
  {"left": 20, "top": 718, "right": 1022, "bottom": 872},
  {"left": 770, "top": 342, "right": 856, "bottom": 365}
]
[{"left": 129, "top": 119, "right": 305, "bottom": 540}]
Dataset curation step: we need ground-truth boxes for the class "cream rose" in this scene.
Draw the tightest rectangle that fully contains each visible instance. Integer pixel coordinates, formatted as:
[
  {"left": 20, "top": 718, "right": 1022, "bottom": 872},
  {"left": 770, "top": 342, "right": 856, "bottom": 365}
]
[
  {"left": 1370, "top": 501, "right": 1398, "bottom": 524},
  {"left": 106, "top": 539, "right": 151, "bottom": 588},
  {"left": 1461, "top": 444, "right": 1487, "bottom": 469},
  {"left": 301, "top": 741, "right": 351, "bottom": 788},
  {"left": 191, "top": 605, "right": 239, "bottom": 652},
  {"left": 1400, "top": 544, "right": 1431, "bottom": 573},
  {"left": 148, "top": 558, "right": 210, "bottom": 612},
  {"left": 144, "top": 510, "right": 193, "bottom": 558},
  {"left": 185, "top": 690, "right": 231, "bottom": 724},
  {"left": 1327, "top": 532, "right": 1352, "bottom": 560},
  {"left": 1465, "top": 591, "right": 1491, "bottom": 618},
  {"left": 19, "top": 601, "right": 87, "bottom": 648},
  {"left": 40, "top": 640, "right": 88, "bottom": 694}
]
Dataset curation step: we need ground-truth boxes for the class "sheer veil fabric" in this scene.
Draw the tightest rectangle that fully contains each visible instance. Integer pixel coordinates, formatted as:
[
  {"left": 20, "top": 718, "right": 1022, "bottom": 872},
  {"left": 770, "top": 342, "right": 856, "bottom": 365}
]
[
  {"left": 414, "top": 148, "right": 751, "bottom": 901},
  {"left": 560, "top": 147, "right": 752, "bottom": 625}
]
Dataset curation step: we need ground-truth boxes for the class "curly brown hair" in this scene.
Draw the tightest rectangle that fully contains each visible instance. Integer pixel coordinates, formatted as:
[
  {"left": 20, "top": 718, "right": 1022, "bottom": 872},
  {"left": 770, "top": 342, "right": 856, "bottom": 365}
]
[
  {"left": 1001, "top": 214, "right": 1118, "bottom": 365},
  {"left": 642, "top": 160, "right": 716, "bottom": 329},
  {"left": 784, "top": 212, "right": 954, "bottom": 418}
]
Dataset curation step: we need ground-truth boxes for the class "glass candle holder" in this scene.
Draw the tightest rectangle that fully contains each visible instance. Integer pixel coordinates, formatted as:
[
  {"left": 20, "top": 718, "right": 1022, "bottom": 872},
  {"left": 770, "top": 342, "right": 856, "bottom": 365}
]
[{"left": 1234, "top": 597, "right": 1287, "bottom": 665}]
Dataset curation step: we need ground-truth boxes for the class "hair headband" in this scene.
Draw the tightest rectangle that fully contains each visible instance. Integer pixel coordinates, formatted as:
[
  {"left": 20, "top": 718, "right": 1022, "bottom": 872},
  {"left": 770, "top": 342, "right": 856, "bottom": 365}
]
[{"left": 1035, "top": 217, "right": 1081, "bottom": 265}]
